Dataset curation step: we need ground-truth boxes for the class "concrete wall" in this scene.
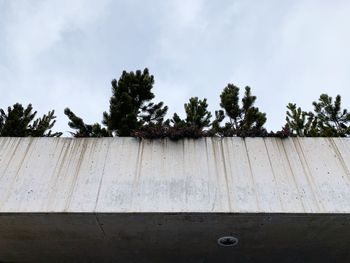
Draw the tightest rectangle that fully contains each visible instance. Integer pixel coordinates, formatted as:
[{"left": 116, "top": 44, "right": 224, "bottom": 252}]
[
  {"left": 1, "top": 137, "right": 350, "bottom": 262},
  {"left": 1, "top": 213, "right": 349, "bottom": 263},
  {"left": 0, "top": 137, "right": 349, "bottom": 213}
]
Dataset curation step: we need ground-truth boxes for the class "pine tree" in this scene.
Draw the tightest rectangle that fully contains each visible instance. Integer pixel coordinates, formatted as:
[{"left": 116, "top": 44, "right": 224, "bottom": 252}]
[
  {"left": 29, "top": 110, "right": 62, "bottom": 137},
  {"left": 286, "top": 94, "right": 350, "bottom": 137},
  {"left": 313, "top": 94, "right": 350, "bottom": 136},
  {"left": 213, "top": 84, "right": 267, "bottom": 136},
  {"left": 171, "top": 113, "right": 186, "bottom": 128},
  {"left": 139, "top": 101, "right": 169, "bottom": 128},
  {"left": 157, "top": 97, "right": 212, "bottom": 139},
  {"left": 0, "top": 103, "right": 61, "bottom": 137},
  {"left": 64, "top": 108, "right": 109, "bottom": 137},
  {"left": 133, "top": 97, "right": 212, "bottom": 140},
  {"left": 65, "top": 68, "right": 168, "bottom": 137},
  {"left": 103, "top": 68, "right": 168, "bottom": 136},
  {"left": 171, "top": 97, "right": 212, "bottom": 130},
  {"left": 285, "top": 103, "right": 316, "bottom": 136},
  {"left": 211, "top": 110, "right": 225, "bottom": 134}
]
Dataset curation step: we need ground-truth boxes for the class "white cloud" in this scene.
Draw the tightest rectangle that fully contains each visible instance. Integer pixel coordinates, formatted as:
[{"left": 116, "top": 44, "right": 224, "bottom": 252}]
[
  {"left": 226, "top": 0, "right": 350, "bottom": 129},
  {"left": 1, "top": 0, "right": 350, "bottom": 134},
  {"left": 0, "top": 0, "right": 112, "bottom": 134},
  {"left": 3, "top": 0, "right": 111, "bottom": 68}
]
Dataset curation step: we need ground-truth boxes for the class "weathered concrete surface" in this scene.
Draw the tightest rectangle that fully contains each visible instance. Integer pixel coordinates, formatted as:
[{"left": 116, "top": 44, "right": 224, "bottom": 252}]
[
  {"left": 0, "top": 137, "right": 350, "bottom": 213},
  {"left": 0, "top": 137, "right": 350, "bottom": 262},
  {"left": 0, "top": 213, "right": 349, "bottom": 263}
]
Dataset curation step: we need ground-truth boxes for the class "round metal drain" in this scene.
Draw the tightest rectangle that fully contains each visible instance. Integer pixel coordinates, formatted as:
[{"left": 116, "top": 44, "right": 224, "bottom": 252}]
[{"left": 217, "top": 236, "right": 239, "bottom": 247}]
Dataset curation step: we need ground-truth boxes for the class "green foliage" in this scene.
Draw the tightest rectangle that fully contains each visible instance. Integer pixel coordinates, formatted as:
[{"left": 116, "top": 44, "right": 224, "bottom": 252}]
[
  {"left": 0, "top": 103, "right": 61, "bottom": 137},
  {"left": 171, "top": 113, "right": 186, "bottom": 128},
  {"left": 62, "top": 68, "right": 350, "bottom": 139},
  {"left": 210, "top": 110, "right": 225, "bottom": 135},
  {"left": 4, "top": 69, "right": 350, "bottom": 139},
  {"left": 313, "top": 94, "right": 350, "bottom": 136},
  {"left": 132, "top": 97, "right": 211, "bottom": 140},
  {"left": 286, "top": 94, "right": 350, "bottom": 137},
  {"left": 286, "top": 103, "right": 315, "bottom": 136},
  {"left": 184, "top": 97, "right": 212, "bottom": 128},
  {"left": 140, "top": 101, "right": 169, "bottom": 128},
  {"left": 65, "top": 68, "right": 168, "bottom": 137},
  {"left": 103, "top": 68, "right": 168, "bottom": 136},
  {"left": 0, "top": 103, "right": 34, "bottom": 137},
  {"left": 64, "top": 108, "right": 110, "bottom": 137},
  {"left": 212, "top": 84, "right": 267, "bottom": 136},
  {"left": 171, "top": 97, "right": 212, "bottom": 129}
]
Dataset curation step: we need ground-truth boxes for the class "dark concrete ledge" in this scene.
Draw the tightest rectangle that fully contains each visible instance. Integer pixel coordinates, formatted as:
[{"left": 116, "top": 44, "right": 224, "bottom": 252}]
[{"left": 0, "top": 213, "right": 349, "bottom": 262}]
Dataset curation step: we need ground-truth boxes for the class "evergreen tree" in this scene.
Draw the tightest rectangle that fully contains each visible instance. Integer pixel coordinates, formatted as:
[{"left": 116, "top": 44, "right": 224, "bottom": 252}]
[
  {"left": 184, "top": 97, "right": 212, "bottom": 129},
  {"left": 213, "top": 84, "right": 267, "bottom": 136},
  {"left": 139, "top": 101, "right": 169, "bottom": 128},
  {"left": 286, "top": 94, "right": 350, "bottom": 137},
  {"left": 64, "top": 108, "right": 109, "bottom": 137},
  {"left": 285, "top": 103, "right": 317, "bottom": 136},
  {"left": 171, "top": 97, "right": 212, "bottom": 130},
  {"left": 171, "top": 113, "right": 186, "bottom": 128},
  {"left": 133, "top": 97, "right": 211, "bottom": 140},
  {"left": 166, "top": 97, "right": 212, "bottom": 139},
  {"left": 65, "top": 68, "right": 168, "bottom": 137},
  {"left": 29, "top": 110, "right": 63, "bottom": 137},
  {"left": 313, "top": 94, "right": 350, "bottom": 136},
  {"left": 211, "top": 110, "right": 225, "bottom": 134},
  {"left": 0, "top": 103, "right": 61, "bottom": 137},
  {"left": 103, "top": 68, "right": 168, "bottom": 136}
]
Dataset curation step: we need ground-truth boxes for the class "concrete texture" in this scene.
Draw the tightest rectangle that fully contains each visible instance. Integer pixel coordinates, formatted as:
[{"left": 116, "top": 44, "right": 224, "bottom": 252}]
[
  {"left": 0, "top": 213, "right": 349, "bottom": 262},
  {"left": 0, "top": 137, "right": 350, "bottom": 262},
  {"left": 0, "top": 137, "right": 350, "bottom": 213}
]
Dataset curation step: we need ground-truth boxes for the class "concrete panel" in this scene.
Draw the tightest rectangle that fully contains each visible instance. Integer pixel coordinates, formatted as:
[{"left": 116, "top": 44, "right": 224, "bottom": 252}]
[
  {"left": 0, "top": 137, "right": 350, "bottom": 213},
  {"left": 1, "top": 137, "right": 350, "bottom": 262},
  {"left": 0, "top": 213, "right": 349, "bottom": 262}
]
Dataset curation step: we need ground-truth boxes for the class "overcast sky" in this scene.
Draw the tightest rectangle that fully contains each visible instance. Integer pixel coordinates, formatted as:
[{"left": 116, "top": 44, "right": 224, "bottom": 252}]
[{"left": 1, "top": 0, "right": 350, "bottom": 135}]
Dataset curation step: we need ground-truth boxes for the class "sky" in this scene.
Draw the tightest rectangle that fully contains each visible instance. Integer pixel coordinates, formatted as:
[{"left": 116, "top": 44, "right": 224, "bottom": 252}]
[{"left": 1, "top": 0, "right": 350, "bottom": 135}]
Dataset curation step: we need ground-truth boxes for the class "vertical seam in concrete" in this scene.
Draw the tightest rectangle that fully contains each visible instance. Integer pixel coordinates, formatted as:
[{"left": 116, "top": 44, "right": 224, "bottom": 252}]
[
  {"left": 94, "top": 213, "right": 106, "bottom": 238},
  {"left": 243, "top": 139, "right": 261, "bottom": 211},
  {"left": 94, "top": 141, "right": 112, "bottom": 212},
  {"left": 0, "top": 138, "right": 34, "bottom": 210},
  {"left": 211, "top": 139, "right": 225, "bottom": 211},
  {"left": 293, "top": 138, "right": 324, "bottom": 212},
  {"left": 45, "top": 139, "right": 71, "bottom": 210},
  {"left": 0, "top": 138, "right": 21, "bottom": 180},
  {"left": 280, "top": 139, "right": 307, "bottom": 213},
  {"left": 131, "top": 139, "right": 144, "bottom": 210},
  {"left": 64, "top": 139, "right": 89, "bottom": 211},
  {"left": 205, "top": 138, "right": 217, "bottom": 212},
  {"left": 328, "top": 138, "right": 350, "bottom": 184},
  {"left": 263, "top": 138, "right": 284, "bottom": 211},
  {"left": 220, "top": 138, "right": 232, "bottom": 212}
]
